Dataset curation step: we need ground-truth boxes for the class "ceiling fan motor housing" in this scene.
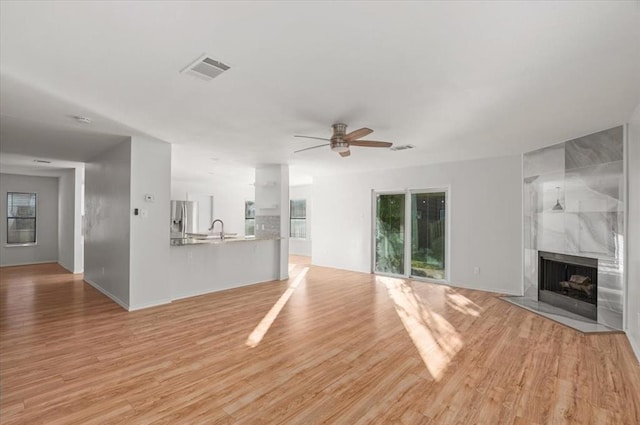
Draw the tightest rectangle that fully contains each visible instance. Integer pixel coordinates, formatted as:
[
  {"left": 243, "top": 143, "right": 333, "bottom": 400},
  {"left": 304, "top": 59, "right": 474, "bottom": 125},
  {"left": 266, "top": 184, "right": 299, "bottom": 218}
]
[
  {"left": 332, "top": 123, "right": 348, "bottom": 137},
  {"left": 331, "top": 123, "right": 349, "bottom": 152}
]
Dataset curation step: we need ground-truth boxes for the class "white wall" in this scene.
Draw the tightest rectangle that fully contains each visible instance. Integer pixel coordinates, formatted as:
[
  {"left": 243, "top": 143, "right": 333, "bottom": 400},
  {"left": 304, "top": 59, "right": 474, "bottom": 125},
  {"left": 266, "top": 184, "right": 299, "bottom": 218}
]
[
  {"left": 312, "top": 155, "right": 522, "bottom": 295},
  {"left": 129, "top": 136, "right": 172, "bottom": 310},
  {"left": 75, "top": 167, "right": 84, "bottom": 272},
  {"left": 0, "top": 173, "right": 58, "bottom": 266},
  {"left": 289, "top": 184, "right": 312, "bottom": 257},
  {"left": 84, "top": 140, "right": 131, "bottom": 308},
  {"left": 57, "top": 166, "right": 83, "bottom": 273},
  {"left": 627, "top": 105, "right": 640, "bottom": 361},
  {"left": 171, "top": 179, "right": 254, "bottom": 236}
]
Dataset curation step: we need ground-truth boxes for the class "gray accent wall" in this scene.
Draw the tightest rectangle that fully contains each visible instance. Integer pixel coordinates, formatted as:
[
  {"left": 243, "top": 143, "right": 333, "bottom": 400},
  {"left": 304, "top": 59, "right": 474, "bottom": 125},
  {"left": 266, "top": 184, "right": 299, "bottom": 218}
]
[
  {"left": 627, "top": 105, "right": 640, "bottom": 361},
  {"left": 57, "top": 167, "right": 83, "bottom": 273},
  {"left": 84, "top": 140, "right": 132, "bottom": 308},
  {"left": 84, "top": 136, "right": 172, "bottom": 311},
  {"left": 0, "top": 173, "right": 59, "bottom": 266},
  {"left": 128, "top": 136, "right": 172, "bottom": 310},
  {"left": 523, "top": 126, "right": 625, "bottom": 330}
]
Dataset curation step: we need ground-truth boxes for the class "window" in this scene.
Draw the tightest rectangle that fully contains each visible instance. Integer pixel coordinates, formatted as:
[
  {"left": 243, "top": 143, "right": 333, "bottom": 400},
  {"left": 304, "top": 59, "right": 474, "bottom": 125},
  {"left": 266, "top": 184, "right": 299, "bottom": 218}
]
[
  {"left": 290, "top": 199, "right": 306, "bottom": 239},
  {"left": 7, "top": 192, "right": 36, "bottom": 245},
  {"left": 245, "top": 200, "right": 255, "bottom": 236}
]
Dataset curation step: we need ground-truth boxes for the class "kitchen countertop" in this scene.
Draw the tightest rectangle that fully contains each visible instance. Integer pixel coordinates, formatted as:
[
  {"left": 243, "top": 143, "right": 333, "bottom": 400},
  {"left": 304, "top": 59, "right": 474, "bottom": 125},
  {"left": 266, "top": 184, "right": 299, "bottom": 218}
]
[{"left": 170, "top": 236, "right": 281, "bottom": 246}]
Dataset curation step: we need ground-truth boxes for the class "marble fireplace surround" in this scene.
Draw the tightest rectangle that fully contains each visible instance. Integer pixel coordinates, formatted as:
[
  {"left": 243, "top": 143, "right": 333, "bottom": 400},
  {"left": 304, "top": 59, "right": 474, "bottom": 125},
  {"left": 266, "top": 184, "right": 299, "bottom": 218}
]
[{"left": 522, "top": 126, "right": 625, "bottom": 330}]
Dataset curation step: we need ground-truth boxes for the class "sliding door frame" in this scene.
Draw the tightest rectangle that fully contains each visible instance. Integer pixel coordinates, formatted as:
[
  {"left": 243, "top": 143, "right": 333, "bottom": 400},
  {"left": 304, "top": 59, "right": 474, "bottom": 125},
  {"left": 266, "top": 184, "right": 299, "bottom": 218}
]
[
  {"left": 371, "top": 187, "right": 451, "bottom": 283},
  {"left": 371, "top": 190, "right": 406, "bottom": 278}
]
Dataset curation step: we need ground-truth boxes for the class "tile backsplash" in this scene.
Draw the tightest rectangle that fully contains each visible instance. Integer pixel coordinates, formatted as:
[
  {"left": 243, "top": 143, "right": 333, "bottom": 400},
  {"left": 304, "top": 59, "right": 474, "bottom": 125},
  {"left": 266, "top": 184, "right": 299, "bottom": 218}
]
[{"left": 255, "top": 215, "right": 280, "bottom": 238}]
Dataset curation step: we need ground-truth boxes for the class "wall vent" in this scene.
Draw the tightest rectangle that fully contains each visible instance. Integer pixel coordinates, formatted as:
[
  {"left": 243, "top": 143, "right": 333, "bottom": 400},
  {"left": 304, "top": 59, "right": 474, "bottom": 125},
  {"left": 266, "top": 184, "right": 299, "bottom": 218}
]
[
  {"left": 390, "top": 144, "right": 415, "bottom": 151},
  {"left": 181, "top": 54, "right": 230, "bottom": 81}
]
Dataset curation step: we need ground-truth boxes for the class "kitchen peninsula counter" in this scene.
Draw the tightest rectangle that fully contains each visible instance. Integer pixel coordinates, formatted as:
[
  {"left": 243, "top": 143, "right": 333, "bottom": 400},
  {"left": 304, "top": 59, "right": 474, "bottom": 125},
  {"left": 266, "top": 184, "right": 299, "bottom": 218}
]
[
  {"left": 169, "top": 236, "right": 281, "bottom": 301},
  {"left": 170, "top": 236, "right": 281, "bottom": 246}
]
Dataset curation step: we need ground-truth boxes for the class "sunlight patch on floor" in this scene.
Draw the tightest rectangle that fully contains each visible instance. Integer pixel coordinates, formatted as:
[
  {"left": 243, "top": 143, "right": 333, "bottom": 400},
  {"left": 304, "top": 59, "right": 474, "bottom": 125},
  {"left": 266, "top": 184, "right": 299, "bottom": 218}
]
[
  {"left": 379, "top": 276, "right": 464, "bottom": 380},
  {"left": 446, "top": 291, "right": 482, "bottom": 317},
  {"left": 246, "top": 267, "right": 309, "bottom": 348}
]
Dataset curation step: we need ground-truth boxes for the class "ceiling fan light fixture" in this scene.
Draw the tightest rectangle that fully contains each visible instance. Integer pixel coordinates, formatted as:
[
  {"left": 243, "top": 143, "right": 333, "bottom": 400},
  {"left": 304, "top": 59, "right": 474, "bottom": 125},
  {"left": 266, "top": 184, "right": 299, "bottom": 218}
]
[{"left": 331, "top": 144, "right": 349, "bottom": 153}]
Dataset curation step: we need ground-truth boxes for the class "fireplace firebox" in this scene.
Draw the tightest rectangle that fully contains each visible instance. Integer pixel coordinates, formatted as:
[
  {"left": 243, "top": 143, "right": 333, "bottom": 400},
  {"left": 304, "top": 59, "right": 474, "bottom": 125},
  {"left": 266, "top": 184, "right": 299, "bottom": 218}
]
[{"left": 538, "top": 251, "right": 598, "bottom": 320}]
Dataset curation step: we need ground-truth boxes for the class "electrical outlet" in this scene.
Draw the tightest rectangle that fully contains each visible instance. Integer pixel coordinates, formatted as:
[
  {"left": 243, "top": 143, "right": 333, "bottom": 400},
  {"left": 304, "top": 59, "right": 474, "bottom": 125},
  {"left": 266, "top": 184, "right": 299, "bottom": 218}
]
[{"left": 474, "top": 267, "right": 480, "bottom": 275}]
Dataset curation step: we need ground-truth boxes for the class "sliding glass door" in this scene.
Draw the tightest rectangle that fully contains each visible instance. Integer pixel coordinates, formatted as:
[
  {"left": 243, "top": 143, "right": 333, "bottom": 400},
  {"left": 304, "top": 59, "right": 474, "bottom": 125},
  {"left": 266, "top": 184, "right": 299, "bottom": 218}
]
[
  {"left": 374, "top": 193, "right": 405, "bottom": 275},
  {"left": 373, "top": 189, "right": 448, "bottom": 280},
  {"left": 410, "top": 191, "right": 446, "bottom": 280}
]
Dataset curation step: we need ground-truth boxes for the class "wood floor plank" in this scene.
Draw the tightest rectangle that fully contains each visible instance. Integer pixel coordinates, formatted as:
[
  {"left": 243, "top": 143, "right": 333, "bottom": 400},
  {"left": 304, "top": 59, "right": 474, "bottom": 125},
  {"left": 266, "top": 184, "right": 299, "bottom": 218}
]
[{"left": 1, "top": 261, "right": 639, "bottom": 424}]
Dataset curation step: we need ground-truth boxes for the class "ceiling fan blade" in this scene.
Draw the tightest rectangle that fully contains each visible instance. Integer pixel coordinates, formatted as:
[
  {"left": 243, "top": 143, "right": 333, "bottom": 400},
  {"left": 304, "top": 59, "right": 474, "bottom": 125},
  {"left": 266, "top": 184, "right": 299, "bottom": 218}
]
[
  {"left": 339, "top": 150, "right": 351, "bottom": 157},
  {"left": 349, "top": 140, "right": 393, "bottom": 148},
  {"left": 294, "top": 135, "right": 331, "bottom": 142},
  {"left": 294, "top": 143, "right": 330, "bottom": 153},
  {"left": 343, "top": 127, "right": 373, "bottom": 141}
]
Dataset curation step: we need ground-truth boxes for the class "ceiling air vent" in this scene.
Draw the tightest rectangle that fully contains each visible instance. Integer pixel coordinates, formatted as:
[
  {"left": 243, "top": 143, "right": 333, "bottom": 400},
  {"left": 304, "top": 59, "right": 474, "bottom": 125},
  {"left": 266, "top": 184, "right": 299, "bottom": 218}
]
[
  {"left": 181, "top": 54, "right": 230, "bottom": 81},
  {"left": 390, "top": 144, "right": 415, "bottom": 151}
]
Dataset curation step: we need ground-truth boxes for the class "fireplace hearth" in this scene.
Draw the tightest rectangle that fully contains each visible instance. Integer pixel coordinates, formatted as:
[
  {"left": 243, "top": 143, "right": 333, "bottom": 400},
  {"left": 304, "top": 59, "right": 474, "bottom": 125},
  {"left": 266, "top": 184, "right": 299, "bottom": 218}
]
[{"left": 538, "top": 251, "right": 598, "bottom": 320}]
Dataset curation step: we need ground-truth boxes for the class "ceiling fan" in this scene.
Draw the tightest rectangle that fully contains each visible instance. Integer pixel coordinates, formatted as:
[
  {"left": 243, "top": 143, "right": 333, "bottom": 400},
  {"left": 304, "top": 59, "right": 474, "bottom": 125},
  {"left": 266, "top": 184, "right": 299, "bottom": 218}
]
[{"left": 294, "top": 123, "right": 393, "bottom": 157}]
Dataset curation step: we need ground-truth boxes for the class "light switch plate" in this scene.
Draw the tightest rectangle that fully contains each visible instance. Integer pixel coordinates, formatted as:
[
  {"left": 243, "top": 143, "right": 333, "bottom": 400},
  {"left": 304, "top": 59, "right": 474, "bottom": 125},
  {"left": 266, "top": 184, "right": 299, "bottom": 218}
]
[{"left": 144, "top": 194, "right": 154, "bottom": 202}]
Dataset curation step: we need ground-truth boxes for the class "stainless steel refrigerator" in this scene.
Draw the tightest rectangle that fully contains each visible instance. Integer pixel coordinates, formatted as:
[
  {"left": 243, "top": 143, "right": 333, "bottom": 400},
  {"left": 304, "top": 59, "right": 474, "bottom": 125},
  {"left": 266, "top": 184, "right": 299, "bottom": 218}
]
[{"left": 170, "top": 200, "right": 198, "bottom": 238}]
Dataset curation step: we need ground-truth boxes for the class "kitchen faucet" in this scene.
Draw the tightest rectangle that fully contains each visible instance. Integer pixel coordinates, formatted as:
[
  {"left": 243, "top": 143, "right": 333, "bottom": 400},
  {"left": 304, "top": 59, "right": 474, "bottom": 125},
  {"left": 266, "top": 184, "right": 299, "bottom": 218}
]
[{"left": 209, "top": 219, "right": 224, "bottom": 239}]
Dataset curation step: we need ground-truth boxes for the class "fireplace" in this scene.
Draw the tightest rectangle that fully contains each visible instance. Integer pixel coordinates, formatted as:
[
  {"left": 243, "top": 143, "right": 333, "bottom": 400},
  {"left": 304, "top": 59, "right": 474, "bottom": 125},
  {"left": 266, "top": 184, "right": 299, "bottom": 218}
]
[{"left": 538, "top": 251, "right": 598, "bottom": 320}]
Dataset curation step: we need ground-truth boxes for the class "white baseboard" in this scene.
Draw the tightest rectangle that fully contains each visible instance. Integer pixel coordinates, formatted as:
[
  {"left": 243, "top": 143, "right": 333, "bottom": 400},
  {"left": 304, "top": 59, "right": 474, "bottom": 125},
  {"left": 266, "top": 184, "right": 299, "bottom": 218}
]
[
  {"left": 58, "top": 261, "right": 74, "bottom": 273},
  {"left": 0, "top": 260, "right": 57, "bottom": 267},
  {"left": 58, "top": 261, "right": 83, "bottom": 274},
  {"left": 628, "top": 333, "right": 640, "bottom": 364},
  {"left": 84, "top": 278, "right": 129, "bottom": 311},
  {"left": 128, "top": 298, "right": 172, "bottom": 311},
  {"left": 172, "top": 278, "right": 277, "bottom": 302}
]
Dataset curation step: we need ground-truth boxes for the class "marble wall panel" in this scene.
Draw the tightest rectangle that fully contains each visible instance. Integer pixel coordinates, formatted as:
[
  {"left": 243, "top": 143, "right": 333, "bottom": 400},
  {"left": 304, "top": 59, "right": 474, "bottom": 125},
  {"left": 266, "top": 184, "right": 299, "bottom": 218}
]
[
  {"left": 522, "top": 125, "right": 624, "bottom": 330},
  {"left": 598, "top": 255, "right": 624, "bottom": 329},
  {"left": 523, "top": 247, "right": 538, "bottom": 299},
  {"left": 564, "top": 212, "right": 619, "bottom": 257},
  {"left": 565, "top": 126, "right": 623, "bottom": 170},
  {"left": 564, "top": 161, "right": 623, "bottom": 213},
  {"left": 536, "top": 212, "right": 567, "bottom": 253}
]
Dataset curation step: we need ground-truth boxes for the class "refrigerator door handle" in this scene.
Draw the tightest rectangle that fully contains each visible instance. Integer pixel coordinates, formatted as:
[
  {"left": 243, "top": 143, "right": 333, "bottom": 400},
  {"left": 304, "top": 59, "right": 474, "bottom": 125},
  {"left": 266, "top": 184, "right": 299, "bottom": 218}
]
[{"left": 182, "top": 203, "right": 187, "bottom": 237}]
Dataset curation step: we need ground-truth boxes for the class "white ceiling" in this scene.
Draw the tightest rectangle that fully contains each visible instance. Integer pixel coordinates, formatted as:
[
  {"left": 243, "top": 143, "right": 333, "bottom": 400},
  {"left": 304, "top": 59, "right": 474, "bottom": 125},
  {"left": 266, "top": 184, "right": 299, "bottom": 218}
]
[
  {"left": 1, "top": 1, "right": 638, "bottom": 184},
  {"left": 0, "top": 74, "right": 134, "bottom": 174}
]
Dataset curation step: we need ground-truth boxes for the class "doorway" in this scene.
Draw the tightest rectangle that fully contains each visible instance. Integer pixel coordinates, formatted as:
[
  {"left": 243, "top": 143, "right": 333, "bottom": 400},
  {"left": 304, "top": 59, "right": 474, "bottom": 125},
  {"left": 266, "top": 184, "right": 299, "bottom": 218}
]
[{"left": 373, "top": 189, "right": 449, "bottom": 281}]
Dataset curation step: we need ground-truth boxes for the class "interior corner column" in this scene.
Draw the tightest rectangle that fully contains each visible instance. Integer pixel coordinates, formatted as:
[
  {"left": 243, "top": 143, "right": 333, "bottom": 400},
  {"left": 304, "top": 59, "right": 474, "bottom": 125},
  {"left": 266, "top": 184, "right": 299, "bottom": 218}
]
[{"left": 255, "top": 164, "right": 290, "bottom": 280}]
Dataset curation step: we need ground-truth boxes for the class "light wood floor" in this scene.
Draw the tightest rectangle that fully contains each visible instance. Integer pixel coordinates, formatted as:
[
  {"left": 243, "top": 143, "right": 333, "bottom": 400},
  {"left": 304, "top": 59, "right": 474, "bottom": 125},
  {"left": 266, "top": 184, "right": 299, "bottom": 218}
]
[{"left": 1, "top": 260, "right": 639, "bottom": 424}]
